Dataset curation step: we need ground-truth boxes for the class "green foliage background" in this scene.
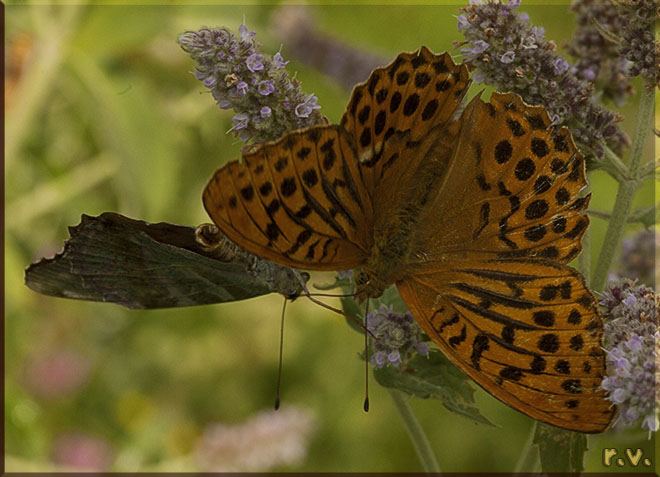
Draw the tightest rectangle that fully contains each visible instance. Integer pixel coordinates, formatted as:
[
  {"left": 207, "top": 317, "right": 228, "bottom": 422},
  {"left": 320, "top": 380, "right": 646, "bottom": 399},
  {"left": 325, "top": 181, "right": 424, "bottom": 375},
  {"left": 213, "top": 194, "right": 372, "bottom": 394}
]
[{"left": 5, "top": 2, "right": 656, "bottom": 472}]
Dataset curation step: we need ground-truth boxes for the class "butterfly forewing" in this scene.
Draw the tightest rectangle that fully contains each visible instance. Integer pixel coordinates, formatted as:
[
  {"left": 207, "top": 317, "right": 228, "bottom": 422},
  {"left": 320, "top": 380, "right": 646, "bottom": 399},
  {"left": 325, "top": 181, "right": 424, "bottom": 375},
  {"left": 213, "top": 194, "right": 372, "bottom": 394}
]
[
  {"left": 340, "top": 47, "right": 470, "bottom": 198},
  {"left": 416, "top": 92, "right": 590, "bottom": 264},
  {"left": 398, "top": 259, "right": 613, "bottom": 433},
  {"left": 203, "top": 125, "right": 371, "bottom": 270}
]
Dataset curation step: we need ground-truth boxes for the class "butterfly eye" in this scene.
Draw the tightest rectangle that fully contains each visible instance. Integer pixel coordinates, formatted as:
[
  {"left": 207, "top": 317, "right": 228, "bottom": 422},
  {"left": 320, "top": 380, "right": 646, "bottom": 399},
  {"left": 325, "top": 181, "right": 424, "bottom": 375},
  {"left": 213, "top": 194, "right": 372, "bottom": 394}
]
[{"left": 355, "top": 270, "right": 370, "bottom": 286}]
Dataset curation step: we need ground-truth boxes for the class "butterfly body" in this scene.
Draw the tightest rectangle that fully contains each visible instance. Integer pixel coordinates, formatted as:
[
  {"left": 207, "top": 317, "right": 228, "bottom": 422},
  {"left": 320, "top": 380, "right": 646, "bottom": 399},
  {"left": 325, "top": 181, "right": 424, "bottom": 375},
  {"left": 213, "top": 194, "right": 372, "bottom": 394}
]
[
  {"left": 203, "top": 47, "right": 614, "bottom": 432},
  {"left": 355, "top": 125, "right": 456, "bottom": 300}
]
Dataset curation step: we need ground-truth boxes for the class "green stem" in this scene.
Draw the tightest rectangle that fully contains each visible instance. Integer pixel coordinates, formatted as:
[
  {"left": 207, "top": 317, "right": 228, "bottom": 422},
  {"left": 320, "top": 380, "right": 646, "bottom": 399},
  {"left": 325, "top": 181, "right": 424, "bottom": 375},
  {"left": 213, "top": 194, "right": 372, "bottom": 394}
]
[
  {"left": 388, "top": 389, "right": 440, "bottom": 473},
  {"left": 591, "top": 86, "right": 655, "bottom": 291},
  {"left": 513, "top": 422, "right": 540, "bottom": 473},
  {"left": 602, "top": 145, "right": 630, "bottom": 182}
]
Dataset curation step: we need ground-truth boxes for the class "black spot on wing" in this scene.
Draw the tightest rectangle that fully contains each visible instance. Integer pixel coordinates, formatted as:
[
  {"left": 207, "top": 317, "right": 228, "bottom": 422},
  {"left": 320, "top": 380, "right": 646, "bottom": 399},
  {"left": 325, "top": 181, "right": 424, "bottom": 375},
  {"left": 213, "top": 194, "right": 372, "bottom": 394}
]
[
  {"left": 358, "top": 105, "right": 371, "bottom": 125},
  {"left": 396, "top": 71, "right": 410, "bottom": 86},
  {"left": 507, "top": 118, "right": 526, "bottom": 137},
  {"left": 470, "top": 334, "right": 489, "bottom": 369},
  {"left": 403, "top": 93, "right": 420, "bottom": 116},
  {"left": 421, "top": 99, "right": 439, "bottom": 121},
  {"left": 390, "top": 92, "right": 402, "bottom": 113},
  {"left": 531, "top": 138, "right": 549, "bottom": 158},
  {"left": 414, "top": 72, "right": 431, "bottom": 88},
  {"left": 494, "top": 140, "right": 513, "bottom": 164},
  {"left": 280, "top": 177, "right": 297, "bottom": 198},
  {"left": 302, "top": 169, "right": 318, "bottom": 187}
]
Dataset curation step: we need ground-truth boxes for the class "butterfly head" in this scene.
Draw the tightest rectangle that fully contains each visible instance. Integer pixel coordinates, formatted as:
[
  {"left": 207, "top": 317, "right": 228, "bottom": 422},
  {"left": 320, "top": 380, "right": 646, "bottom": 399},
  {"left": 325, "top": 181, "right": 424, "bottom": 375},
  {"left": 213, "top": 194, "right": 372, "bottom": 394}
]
[{"left": 354, "top": 268, "right": 388, "bottom": 303}]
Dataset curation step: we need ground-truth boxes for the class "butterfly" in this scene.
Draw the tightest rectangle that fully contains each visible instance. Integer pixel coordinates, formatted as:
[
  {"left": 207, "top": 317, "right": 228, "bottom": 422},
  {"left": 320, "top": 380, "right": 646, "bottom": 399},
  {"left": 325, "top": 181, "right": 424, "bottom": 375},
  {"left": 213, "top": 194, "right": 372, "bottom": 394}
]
[
  {"left": 202, "top": 47, "right": 614, "bottom": 432},
  {"left": 25, "top": 212, "right": 307, "bottom": 309}
]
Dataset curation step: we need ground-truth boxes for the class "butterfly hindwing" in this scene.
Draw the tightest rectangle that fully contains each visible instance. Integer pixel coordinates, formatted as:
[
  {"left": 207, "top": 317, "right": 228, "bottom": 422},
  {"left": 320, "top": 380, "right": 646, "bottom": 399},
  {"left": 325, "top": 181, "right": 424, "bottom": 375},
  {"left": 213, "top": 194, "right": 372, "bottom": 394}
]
[
  {"left": 397, "top": 258, "right": 613, "bottom": 433},
  {"left": 203, "top": 125, "right": 372, "bottom": 270}
]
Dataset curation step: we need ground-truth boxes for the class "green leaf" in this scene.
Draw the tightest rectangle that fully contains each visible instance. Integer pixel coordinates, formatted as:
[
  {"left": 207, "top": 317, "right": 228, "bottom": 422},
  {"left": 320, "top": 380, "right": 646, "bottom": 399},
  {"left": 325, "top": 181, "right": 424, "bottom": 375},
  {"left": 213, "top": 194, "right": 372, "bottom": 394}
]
[
  {"left": 372, "top": 284, "right": 408, "bottom": 313},
  {"left": 533, "top": 422, "right": 587, "bottom": 473},
  {"left": 25, "top": 212, "right": 305, "bottom": 309},
  {"left": 341, "top": 296, "right": 366, "bottom": 333},
  {"left": 374, "top": 351, "right": 495, "bottom": 427}
]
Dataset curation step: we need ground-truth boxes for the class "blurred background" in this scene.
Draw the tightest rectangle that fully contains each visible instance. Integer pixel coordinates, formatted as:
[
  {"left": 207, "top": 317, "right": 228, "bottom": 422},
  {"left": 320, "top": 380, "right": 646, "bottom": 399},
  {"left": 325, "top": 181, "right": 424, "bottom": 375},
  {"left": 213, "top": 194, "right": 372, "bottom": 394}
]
[{"left": 5, "top": 2, "right": 657, "bottom": 472}]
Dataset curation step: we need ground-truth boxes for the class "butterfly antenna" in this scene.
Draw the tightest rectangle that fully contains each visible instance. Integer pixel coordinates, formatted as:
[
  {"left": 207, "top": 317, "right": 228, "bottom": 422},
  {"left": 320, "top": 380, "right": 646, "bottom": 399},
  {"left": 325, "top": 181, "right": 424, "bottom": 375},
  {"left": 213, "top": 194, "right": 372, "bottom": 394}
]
[
  {"left": 363, "top": 298, "right": 370, "bottom": 412},
  {"left": 294, "top": 275, "right": 374, "bottom": 337},
  {"left": 274, "top": 297, "right": 287, "bottom": 410},
  {"left": 303, "top": 292, "right": 372, "bottom": 335},
  {"left": 306, "top": 292, "right": 358, "bottom": 298}
]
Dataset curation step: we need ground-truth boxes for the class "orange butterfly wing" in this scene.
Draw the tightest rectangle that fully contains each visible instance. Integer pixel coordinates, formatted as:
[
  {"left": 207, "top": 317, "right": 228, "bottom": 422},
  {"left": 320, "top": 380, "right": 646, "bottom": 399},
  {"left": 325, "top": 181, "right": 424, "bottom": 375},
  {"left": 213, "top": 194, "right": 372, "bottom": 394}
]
[
  {"left": 203, "top": 47, "right": 470, "bottom": 271},
  {"left": 397, "top": 93, "right": 613, "bottom": 432},
  {"left": 340, "top": 47, "right": 470, "bottom": 205},
  {"left": 203, "top": 125, "right": 372, "bottom": 270},
  {"left": 203, "top": 47, "right": 613, "bottom": 432},
  {"left": 398, "top": 260, "right": 611, "bottom": 433}
]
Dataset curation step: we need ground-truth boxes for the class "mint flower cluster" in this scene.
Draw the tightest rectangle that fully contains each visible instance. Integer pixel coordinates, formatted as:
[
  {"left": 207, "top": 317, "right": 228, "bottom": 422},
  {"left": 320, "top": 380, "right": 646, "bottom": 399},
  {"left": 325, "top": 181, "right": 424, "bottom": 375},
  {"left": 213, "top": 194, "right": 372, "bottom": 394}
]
[
  {"left": 456, "top": 0, "right": 627, "bottom": 159},
  {"left": 366, "top": 304, "right": 429, "bottom": 368},
  {"left": 178, "top": 25, "right": 324, "bottom": 143},
  {"left": 567, "top": 0, "right": 659, "bottom": 105},
  {"left": 613, "top": 229, "right": 658, "bottom": 287},
  {"left": 566, "top": 0, "right": 634, "bottom": 106},
  {"left": 612, "top": 0, "right": 659, "bottom": 84},
  {"left": 600, "top": 280, "right": 659, "bottom": 432}
]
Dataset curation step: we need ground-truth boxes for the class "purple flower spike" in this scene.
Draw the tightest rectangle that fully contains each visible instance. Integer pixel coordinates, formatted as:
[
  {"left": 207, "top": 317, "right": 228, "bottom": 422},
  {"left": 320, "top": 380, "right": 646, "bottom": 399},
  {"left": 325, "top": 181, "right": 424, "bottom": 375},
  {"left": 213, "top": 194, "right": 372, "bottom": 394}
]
[
  {"left": 236, "top": 81, "right": 248, "bottom": 95},
  {"left": 554, "top": 58, "right": 569, "bottom": 75},
  {"left": 204, "top": 76, "right": 217, "bottom": 88},
  {"left": 600, "top": 279, "right": 659, "bottom": 432},
  {"left": 295, "top": 94, "right": 321, "bottom": 118},
  {"left": 456, "top": 1, "right": 629, "bottom": 159},
  {"left": 363, "top": 304, "right": 430, "bottom": 369},
  {"left": 457, "top": 15, "right": 470, "bottom": 32},
  {"left": 371, "top": 352, "right": 386, "bottom": 367},
  {"left": 622, "top": 293, "right": 637, "bottom": 307},
  {"left": 472, "top": 40, "right": 489, "bottom": 54},
  {"left": 272, "top": 52, "right": 289, "bottom": 69},
  {"left": 238, "top": 24, "right": 255, "bottom": 41},
  {"left": 258, "top": 80, "right": 275, "bottom": 96},
  {"left": 625, "top": 334, "right": 643, "bottom": 352},
  {"left": 500, "top": 51, "right": 515, "bottom": 63},
  {"left": 232, "top": 113, "right": 249, "bottom": 130},
  {"left": 179, "top": 24, "right": 324, "bottom": 143},
  {"left": 387, "top": 350, "right": 402, "bottom": 367},
  {"left": 246, "top": 53, "right": 264, "bottom": 72}
]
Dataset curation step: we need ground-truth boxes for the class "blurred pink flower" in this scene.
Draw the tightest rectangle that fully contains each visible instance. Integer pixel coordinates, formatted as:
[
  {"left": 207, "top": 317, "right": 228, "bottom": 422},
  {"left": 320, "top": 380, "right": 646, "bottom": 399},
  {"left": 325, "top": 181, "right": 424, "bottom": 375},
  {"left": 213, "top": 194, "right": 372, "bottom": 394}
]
[
  {"left": 196, "top": 406, "right": 316, "bottom": 471},
  {"left": 51, "top": 431, "right": 114, "bottom": 471},
  {"left": 23, "top": 349, "right": 91, "bottom": 399}
]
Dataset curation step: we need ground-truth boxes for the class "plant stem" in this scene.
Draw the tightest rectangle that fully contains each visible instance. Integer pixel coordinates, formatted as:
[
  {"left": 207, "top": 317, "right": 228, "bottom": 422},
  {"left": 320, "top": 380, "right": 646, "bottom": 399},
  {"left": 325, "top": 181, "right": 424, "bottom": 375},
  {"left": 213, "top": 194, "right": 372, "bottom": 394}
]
[
  {"left": 591, "top": 86, "right": 655, "bottom": 291},
  {"left": 388, "top": 389, "right": 440, "bottom": 473},
  {"left": 602, "top": 145, "right": 630, "bottom": 182},
  {"left": 513, "top": 422, "right": 540, "bottom": 472}
]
